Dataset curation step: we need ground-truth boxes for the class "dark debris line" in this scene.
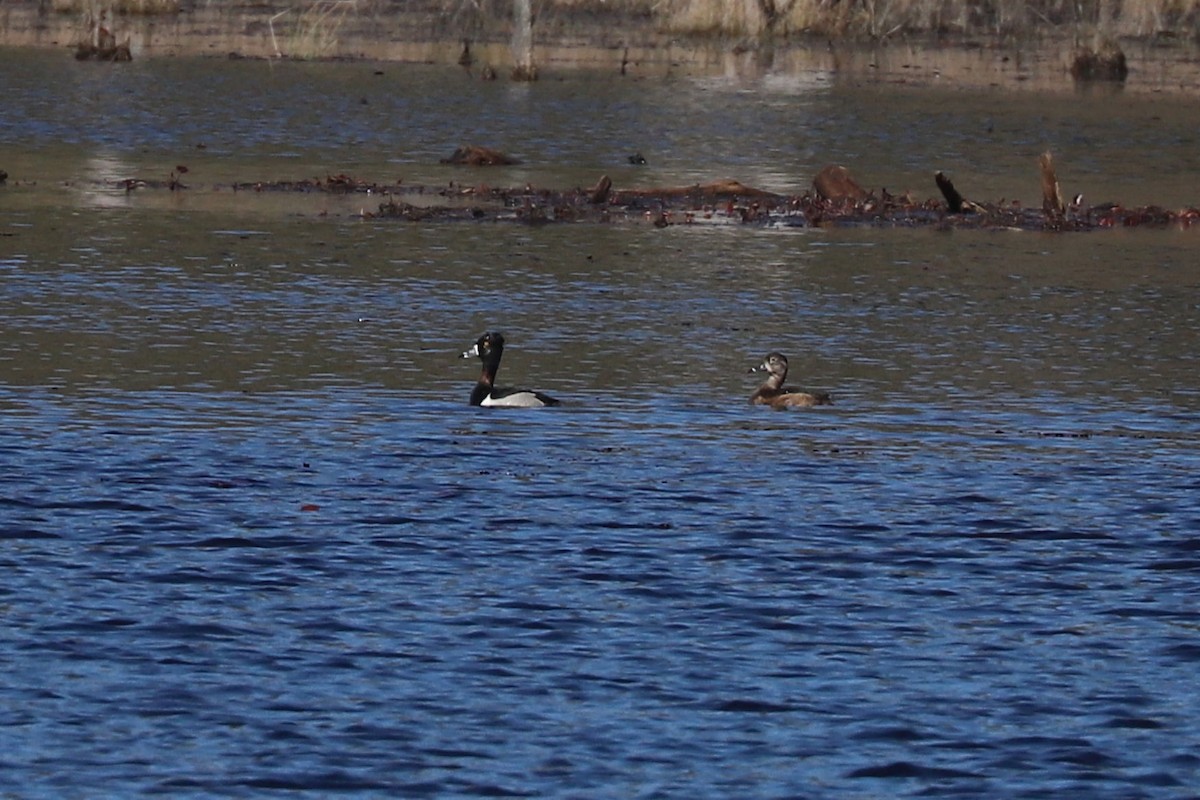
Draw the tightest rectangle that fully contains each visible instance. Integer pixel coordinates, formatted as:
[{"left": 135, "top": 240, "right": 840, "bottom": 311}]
[{"left": 104, "top": 167, "right": 1200, "bottom": 232}]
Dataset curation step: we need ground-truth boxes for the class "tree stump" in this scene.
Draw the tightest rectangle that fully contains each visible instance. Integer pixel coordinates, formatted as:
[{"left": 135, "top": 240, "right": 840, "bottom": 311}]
[{"left": 1070, "top": 39, "right": 1128, "bottom": 82}]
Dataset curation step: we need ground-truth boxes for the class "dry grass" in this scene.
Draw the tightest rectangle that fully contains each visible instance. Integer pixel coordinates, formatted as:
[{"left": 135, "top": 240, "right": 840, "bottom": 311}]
[
  {"left": 658, "top": 0, "right": 1200, "bottom": 39},
  {"left": 46, "top": 0, "right": 1200, "bottom": 41},
  {"left": 285, "top": 0, "right": 357, "bottom": 59}
]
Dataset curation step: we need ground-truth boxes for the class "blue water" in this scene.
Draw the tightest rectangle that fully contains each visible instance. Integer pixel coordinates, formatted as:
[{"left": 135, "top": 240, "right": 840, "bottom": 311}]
[
  {"left": 4, "top": 47, "right": 1200, "bottom": 798},
  {"left": 5, "top": 384, "right": 1200, "bottom": 797}
]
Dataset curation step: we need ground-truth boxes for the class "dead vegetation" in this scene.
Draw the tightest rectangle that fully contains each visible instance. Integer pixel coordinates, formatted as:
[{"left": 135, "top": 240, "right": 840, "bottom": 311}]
[
  {"left": 49, "top": 1, "right": 1200, "bottom": 48},
  {"left": 106, "top": 152, "right": 1200, "bottom": 233},
  {"left": 522, "top": 0, "right": 1198, "bottom": 40}
]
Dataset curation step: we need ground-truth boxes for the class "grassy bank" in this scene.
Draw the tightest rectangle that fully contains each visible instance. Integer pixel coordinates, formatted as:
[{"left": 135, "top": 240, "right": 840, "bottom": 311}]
[
  {"left": 41, "top": 0, "right": 1200, "bottom": 42},
  {"left": 660, "top": 0, "right": 1200, "bottom": 40}
]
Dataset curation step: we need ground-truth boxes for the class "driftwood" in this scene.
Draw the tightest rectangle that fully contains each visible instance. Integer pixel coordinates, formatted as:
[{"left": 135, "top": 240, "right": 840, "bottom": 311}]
[
  {"left": 614, "top": 179, "right": 780, "bottom": 202},
  {"left": 935, "top": 171, "right": 970, "bottom": 214},
  {"left": 440, "top": 145, "right": 521, "bottom": 166},
  {"left": 813, "top": 165, "right": 869, "bottom": 202},
  {"left": 934, "top": 171, "right": 987, "bottom": 214},
  {"left": 1039, "top": 152, "right": 1066, "bottom": 217},
  {"left": 588, "top": 175, "right": 612, "bottom": 204},
  {"left": 226, "top": 173, "right": 388, "bottom": 193}
]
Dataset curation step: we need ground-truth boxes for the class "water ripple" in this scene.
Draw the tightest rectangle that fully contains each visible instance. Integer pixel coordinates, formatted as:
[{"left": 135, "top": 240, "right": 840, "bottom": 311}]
[{"left": 4, "top": 51, "right": 1200, "bottom": 795}]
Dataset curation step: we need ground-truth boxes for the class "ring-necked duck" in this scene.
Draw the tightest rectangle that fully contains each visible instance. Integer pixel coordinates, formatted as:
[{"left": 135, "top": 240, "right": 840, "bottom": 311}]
[
  {"left": 749, "top": 352, "right": 832, "bottom": 409},
  {"left": 462, "top": 331, "right": 561, "bottom": 408}
]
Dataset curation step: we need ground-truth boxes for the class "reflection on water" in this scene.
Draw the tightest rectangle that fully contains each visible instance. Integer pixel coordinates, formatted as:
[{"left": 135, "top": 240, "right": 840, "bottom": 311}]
[
  {"left": 2, "top": 47, "right": 1200, "bottom": 798},
  {"left": 78, "top": 147, "right": 139, "bottom": 208}
]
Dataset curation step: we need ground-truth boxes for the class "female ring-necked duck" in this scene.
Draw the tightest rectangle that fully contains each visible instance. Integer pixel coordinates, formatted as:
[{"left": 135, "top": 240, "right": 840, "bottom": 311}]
[
  {"left": 462, "top": 331, "right": 561, "bottom": 408},
  {"left": 749, "top": 352, "right": 832, "bottom": 409}
]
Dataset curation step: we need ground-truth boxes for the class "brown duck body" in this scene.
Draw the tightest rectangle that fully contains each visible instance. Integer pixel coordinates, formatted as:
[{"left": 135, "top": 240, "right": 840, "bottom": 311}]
[{"left": 749, "top": 352, "right": 832, "bottom": 409}]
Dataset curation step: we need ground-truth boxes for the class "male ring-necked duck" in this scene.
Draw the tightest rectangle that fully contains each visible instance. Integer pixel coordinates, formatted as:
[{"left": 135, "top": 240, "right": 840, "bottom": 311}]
[
  {"left": 462, "top": 331, "right": 561, "bottom": 408},
  {"left": 749, "top": 352, "right": 832, "bottom": 409}
]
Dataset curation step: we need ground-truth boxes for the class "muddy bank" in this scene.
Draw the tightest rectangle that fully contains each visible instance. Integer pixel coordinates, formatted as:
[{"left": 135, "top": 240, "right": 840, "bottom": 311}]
[{"left": 3, "top": 1, "right": 1200, "bottom": 93}]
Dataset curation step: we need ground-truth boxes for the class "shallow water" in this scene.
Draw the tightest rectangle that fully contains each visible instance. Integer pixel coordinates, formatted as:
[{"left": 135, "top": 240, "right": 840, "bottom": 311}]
[{"left": 3, "top": 48, "right": 1200, "bottom": 798}]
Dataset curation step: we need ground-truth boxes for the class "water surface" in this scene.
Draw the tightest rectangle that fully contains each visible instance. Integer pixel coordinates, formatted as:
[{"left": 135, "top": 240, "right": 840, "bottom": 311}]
[{"left": 2, "top": 47, "right": 1200, "bottom": 798}]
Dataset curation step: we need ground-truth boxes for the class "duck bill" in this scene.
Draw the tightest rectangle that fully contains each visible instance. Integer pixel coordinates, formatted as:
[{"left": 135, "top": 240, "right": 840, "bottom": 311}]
[{"left": 462, "top": 344, "right": 480, "bottom": 359}]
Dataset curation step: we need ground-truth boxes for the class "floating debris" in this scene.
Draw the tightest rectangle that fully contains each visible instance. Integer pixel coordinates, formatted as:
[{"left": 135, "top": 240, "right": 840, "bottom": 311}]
[
  {"left": 102, "top": 157, "right": 1199, "bottom": 232},
  {"left": 439, "top": 144, "right": 521, "bottom": 166}
]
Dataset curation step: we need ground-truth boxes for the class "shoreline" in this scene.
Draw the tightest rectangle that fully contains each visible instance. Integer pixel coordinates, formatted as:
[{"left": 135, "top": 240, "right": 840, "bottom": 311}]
[{"left": 2, "top": 3, "right": 1200, "bottom": 94}]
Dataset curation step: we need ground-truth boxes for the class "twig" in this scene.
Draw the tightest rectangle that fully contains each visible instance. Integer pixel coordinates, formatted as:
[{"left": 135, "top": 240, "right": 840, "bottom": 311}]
[{"left": 269, "top": 9, "right": 288, "bottom": 59}]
